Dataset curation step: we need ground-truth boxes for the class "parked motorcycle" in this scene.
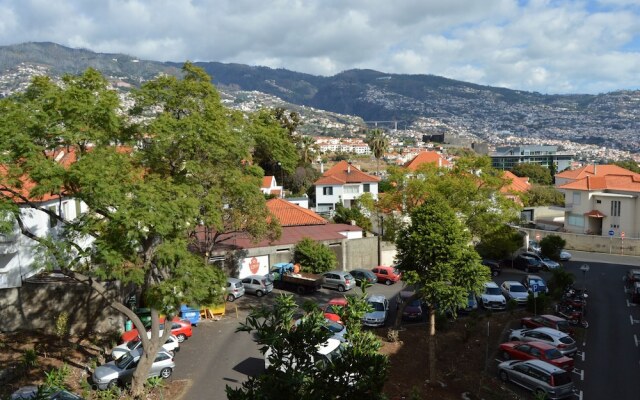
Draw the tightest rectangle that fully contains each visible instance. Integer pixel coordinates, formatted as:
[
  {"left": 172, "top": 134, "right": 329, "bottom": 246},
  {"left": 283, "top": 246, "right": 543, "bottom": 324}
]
[{"left": 555, "top": 303, "right": 589, "bottom": 328}]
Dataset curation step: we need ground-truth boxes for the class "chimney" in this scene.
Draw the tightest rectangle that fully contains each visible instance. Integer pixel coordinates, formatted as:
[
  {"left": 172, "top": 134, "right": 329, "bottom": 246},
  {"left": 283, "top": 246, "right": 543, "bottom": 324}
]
[
  {"left": 320, "top": 162, "right": 324, "bottom": 174},
  {"left": 347, "top": 163, "right": 351, "bottom": 174},
  {"left": 593, "top": 162, "right": 597, "bottom": 176}
]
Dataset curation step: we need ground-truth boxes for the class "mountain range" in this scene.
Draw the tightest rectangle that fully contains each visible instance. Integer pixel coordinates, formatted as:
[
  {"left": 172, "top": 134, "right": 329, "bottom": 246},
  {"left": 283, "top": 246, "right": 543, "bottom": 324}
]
[{"left": 1, "top": 42, "right": 640, "bottom": 155}]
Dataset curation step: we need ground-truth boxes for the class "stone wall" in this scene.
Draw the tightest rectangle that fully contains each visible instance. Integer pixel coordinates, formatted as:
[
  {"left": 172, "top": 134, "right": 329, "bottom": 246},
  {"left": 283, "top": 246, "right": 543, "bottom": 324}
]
[
  {"left": 0, "top": 278, "right": 126, "bottom": 335},
  {"left": 520, "top": 227, "right": 640, "bottom": 257}
]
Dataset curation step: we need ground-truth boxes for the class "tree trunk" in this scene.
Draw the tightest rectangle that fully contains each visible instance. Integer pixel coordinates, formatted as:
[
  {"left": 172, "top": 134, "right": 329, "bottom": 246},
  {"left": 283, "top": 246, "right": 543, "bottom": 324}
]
[{"left": 428, "top": 307, "right": 437, "bottom": 383}]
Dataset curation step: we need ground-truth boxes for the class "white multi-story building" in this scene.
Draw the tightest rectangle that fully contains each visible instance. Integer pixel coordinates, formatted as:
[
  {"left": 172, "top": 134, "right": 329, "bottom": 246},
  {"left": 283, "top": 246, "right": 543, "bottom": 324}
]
[{"left": 314, "top": 161, "right": 380, "bottom": 213}]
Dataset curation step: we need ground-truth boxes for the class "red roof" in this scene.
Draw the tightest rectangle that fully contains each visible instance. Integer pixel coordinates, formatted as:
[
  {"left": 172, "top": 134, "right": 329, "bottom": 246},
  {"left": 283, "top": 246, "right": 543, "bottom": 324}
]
[
  {"left": 315, "top": 160, "right": 380, "bottom": 185},
  {"left": 556, "top": 164, "right": 639, "bottom": 180},
  {"left": 558, "top": 174, "right": 640, "bottom": 192},
  {"left": 261, "top": 176, "right": 274, "bottom": 188},
  {"left": 584, "top": 209, "right": 606, "bottom": 218},
  {"left": 404, "top": 151, "right": 451, "bottom": 171},
  {"left": 266, "top": 198, "right": 327, "bottom": 227},
  {"left": 501, "top": 171, "right": 531, "bottom": 193}
]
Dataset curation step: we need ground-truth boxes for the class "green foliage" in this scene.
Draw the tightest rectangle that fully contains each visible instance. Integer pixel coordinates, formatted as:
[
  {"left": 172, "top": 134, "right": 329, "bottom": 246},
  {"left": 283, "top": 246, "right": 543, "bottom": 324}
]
[
  {"left": 54, "top": 312, "right": 69, "bottom": 340},
  {"left": 613, "top": 159, "right": 640, "bottom": 173},
  {"left": 506, "top": 299, "right": 519, "bottom": 314},
  {"left": 293, "top": 237, "right": 337, "bottom": 273},
  {"left": 540, "top": 235, "right": 566, "bottom": 260},
  {"left": 92, "top": 387, "right": 121, "bottom": 400},
  {"left": 247, "top": 109, "right": 299, "bottom": 176},
  {"left": 21, "top": 348, "right": 38, "bottom": 369},
  {"left": 521, "top": 185, "right": 565, "bottom": 207},
  {"left": 333, "top": 203, "right": 372, "bottom": 232},
  {"left": 549, "top": 269, "right": 575, "bottom": 299},
  {"left": 475, "top": 225, "right": 523, "bottom": 260},
  {"left": 510, "top": 163, "right": 552, "bottom": 185},
  {"left": 44, "top": 363, "right": 70, "bottom": 390},
  {"left": 378, "top": 179, "right": 394, "bottom": 193},
  {"left": 227, "top": 294, "right": 388, "bottom": 400},
  {"left": 526, "top": 293, "right": 550, "bottom": 314},
  {"left": 145, "top": 376, "right": 165, "bottom": 390},
  {"left": 395, "top": 196, "right": 490, "bottom": 325}
]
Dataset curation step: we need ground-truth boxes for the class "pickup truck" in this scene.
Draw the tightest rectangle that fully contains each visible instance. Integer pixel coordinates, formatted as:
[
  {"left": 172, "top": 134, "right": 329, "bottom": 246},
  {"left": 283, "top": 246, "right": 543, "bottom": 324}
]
[{"left": 270, "top": 262, "right": 324, "bottom": 295}]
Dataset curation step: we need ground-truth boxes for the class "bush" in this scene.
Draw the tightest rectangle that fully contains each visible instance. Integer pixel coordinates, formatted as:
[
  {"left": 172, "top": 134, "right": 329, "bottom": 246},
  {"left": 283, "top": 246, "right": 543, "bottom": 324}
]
[
  {"left": 549, "top": 268, "right": 575, "bottom": 299},
  {"left": 540, "top": 235, "right": 566, "bottom": 260},
  {"left": 293, "top": 237, "right": 337, "bottom": 273},
  {"left": 526, "top": 293, "right": 550, "bottom": 314},
  {"left": 44, "top": 363, "right": 70, "bottom": 390}
]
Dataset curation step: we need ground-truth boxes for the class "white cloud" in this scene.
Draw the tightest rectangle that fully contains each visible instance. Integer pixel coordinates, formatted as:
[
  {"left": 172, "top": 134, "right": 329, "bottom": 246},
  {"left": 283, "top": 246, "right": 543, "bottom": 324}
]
[{"left": 0, "top": 0, "right": 638, "bottom": 94}]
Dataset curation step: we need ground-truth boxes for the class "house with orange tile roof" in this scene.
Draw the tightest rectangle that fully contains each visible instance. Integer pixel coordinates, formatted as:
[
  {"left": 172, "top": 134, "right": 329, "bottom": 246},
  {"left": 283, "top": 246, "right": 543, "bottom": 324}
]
[
  {"left": 0, "top": 148, "right": 90, "bottom": 289},
  {"left": 314, "top": 160, "right": 380, "bottom": 213},
  {"left": 500, "top": 171, "right": 531, "bottom": 204},
  {"left": 260, "top": 175, "right": 283, "bottom": 198},
  {"left": 404, "top": 151, "right": 452, "bottom": 171},
  {"left": 555, "top": 164, "right": 639, "bottom": 187},
  {"left": 558, "top": 173, "right": 640, "bottom": 237},
  {"left": 208, "top": 197, "right": 369, "bottom": 278}
]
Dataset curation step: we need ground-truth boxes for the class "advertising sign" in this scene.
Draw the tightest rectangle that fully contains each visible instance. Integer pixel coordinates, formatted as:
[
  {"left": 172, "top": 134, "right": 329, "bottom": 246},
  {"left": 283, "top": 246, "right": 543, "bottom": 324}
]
[{"left": 239, "top": 255, "right": 269, "bottom": 279}]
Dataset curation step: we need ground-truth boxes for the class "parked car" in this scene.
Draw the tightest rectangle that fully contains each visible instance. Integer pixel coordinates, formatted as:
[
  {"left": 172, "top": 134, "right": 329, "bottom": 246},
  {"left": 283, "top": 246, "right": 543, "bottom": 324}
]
[
  {"left": 631, "top": 281, "right": 640, "bottom": 304},
  {"left": 498, "top": 341, "right": 574, "bottom": 371},
  {"left": 265, "top": 337, "right": 347, "bottom": 372},
  {"left": 241, "top": 274, "right": 274, "bottom": 297},
  {"left": 397, "top": 290, "right": 423, "bottom": 321},
  {"left": 509, "top": 327, "right": 577, "bottom": 357},
  {"left": 513, "top": 254, "right": 544, "bottom": 273},
  {"left": 625, "top": 268, "right": 640, "bottom": 286},
  {"left": 226, "top": 277, "right": 245, "bottom": 302},
  {"left": 349, "top": 268, "right": 378, "bottom": 285},
  {"left": 481, "top": 259, "right": 501, "bottom": 277},
  {"left": 362, "top": 295, "right": 389, "bottom": 327},
  {"left": 528, "top": 240, "right": 542, "bottom": 254},
  {"left": 522, "top": 251, "right": 560, "bottom": 271},
  {"left": 294, "top": 316, "right": 348, "bottom": 343},
  {"left": 92, "top": 348, "right": 175, "bottom": 390},
  {"left": 110, "top": 334, "right": 180, "bottom": 360},
  {"left": 121, "top": 316, "right": 192, "bottom": 343},
  {"left": 501, "top": 281, "right": 529, "bottom": 305},
  {"left": 559, "top": 250, "right": 572, "bottom": 261},
  {"left": 322, "top": 270, "right": 356, "bottom": 292},
  {"left": 459, "top": 292, "right": 478, "bottom": 314},
  {"left": 371, "top": 265, "right": 402, "bottom": 285},
  {"left": 521, "top": 274, "right": 549, "bottom": 295},
  {"left": 11, "top": 386, "right": 83, "bottom": 400},
  {"left": 521, "top": 315, "right": 574, "bottom": 336},
  {"left": 498, "top": 359, "right": 575, "bottom": 399},
  {"left": 478, "top": 281, "right": 507, "bottom": 310},
  {"left": 323, "top": 297, "right": 348, "bottom": 322}
]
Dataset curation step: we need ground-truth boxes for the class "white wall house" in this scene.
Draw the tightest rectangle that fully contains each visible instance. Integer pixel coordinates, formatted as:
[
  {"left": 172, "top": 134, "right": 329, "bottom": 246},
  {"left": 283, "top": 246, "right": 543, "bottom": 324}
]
[{"left": 314, "top": 160, "right": 380, "bottom": 213}]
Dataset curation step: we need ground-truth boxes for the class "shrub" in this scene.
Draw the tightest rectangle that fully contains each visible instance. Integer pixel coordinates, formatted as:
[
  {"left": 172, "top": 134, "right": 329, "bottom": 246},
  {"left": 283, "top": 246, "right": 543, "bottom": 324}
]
[
  {"left": 549, "top": 268, "right": 575, "bottom": 299},
  {"left": 44, "top": 363, "right": 70, "bottom": 390},
  {"left": 293, "top": 237, "right": 337, "bottom": 273},
  {"left": 526, "top": 293, "right": 550, "bottom": 314},
  {"left": 54, "top": 312, "right": 69, "bottom": 340},
  {"left": 540, "top": 235, "right": 566, "bottom": 260},
  {"left": 22, "top": 348, "right": 38, "bottom": 369}
]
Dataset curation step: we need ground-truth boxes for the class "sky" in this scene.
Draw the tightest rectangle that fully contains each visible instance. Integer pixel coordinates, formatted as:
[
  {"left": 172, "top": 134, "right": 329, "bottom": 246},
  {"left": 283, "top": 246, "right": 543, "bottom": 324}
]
[{"left": 1, "top": 0, "right": 640, "bottom": 94}]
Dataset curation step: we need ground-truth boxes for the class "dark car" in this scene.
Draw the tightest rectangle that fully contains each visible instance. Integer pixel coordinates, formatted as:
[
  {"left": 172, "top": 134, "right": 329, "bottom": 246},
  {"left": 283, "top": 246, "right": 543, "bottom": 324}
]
[
  {"left": 512, "top": 254, "right": 544, "bottom": 273},
  {"left": 482, "top": 259, "right": 501, "bottom": 277},
  {"left": 349, "top": 268, "right": 378, "bottom": 286},
  {"left": 397, "top": 290, "right": 423, "bottom": 321},
  {"left": 521, "top": 314, "right": 574, "bottom": 337},
  {"left": 626, "top": 269, "right": 640, "bottom": 286}
]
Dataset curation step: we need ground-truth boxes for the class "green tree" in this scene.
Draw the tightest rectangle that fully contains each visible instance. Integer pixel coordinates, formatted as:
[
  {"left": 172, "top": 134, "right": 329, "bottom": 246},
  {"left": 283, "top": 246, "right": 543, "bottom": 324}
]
[
  {"left": 333, "top": 202, "right": 372, "bottom": 232},
  {"left": 293, "top": 237, "right": 337, "bottom": 273},
  {"left": 521, "top": 185, "right": 565, "bottom": 207},
  {"left": 475, "top": 225, "right": 523, "bottom": 260},
  {"left": 510, "top": 163, "right": 552, "bottom": 185},
  {"left": 246, "top": 109, "right": 299, "bottom": 179},
  {"left": 0, "top": 64, "right": 276, "bottom": 398},
  {"left": 540, "top": 234, "right": 566, "bottom": 260},
  {"left": 395, "top": 196, "right": 489, "bottom": 382},
  {"left": 297, "top": 135, "right": 319, "bottom": 166},
  {"left": 365, "top": 129, "right": 389, "bottom": 176},
  {"left": 226, "top": 294, "right": 388, "bottom": 400},
  {"left": 613, "top": 159, "right": 640, "bottom": 173}
]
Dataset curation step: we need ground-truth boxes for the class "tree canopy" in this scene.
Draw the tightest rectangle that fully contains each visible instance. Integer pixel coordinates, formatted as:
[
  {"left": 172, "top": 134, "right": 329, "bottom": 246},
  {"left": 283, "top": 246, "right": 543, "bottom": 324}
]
[
  {"left": 510, "top": 163, "right": 553, "bottom": 185},
  {"left": 293, "top": 237, "right": 337, "bottom": 273}
]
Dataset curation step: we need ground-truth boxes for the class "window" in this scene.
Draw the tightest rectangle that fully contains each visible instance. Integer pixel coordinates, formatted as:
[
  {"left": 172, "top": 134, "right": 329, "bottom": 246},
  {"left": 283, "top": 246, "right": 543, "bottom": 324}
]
[
  {"left": 323, "top": 187, "right": 333, "bottom": 196},
  {"left": 611, "top": 200, "right": 621, "bottom": 217},
  {"left": 572, "top": 192, "right": 581, "bottom": 205},
  {"left": 363, "top": 183, "right": 370, "bottom": 193},
  {"left": 596, "top": 200, "right": 601, "bottom": 204},
  {"left": 343, "top": 185, "right": 359, "bottom": 194},
  {"left": 567, "top": 213, "right": 584, "bottom": 227}
]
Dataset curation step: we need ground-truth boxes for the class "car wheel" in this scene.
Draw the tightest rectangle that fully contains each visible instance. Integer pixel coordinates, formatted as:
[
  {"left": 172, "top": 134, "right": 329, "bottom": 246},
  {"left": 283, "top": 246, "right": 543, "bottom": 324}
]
[
  {"left": 533, "top": 388, "right": 546, "bottom": 399},
  {"left": 385, "top": 279, "right": 392, "bottom": 286},
  {"left": 338, "top": 285, "right": 345, "bottom": 292},
  {"left": 502, "top": 351, "right": 510, "bottom": 360},
  {"left": 177, "top": 333, "right": 187, "bottom": 343},
  {"left": 160, "top": 367, "right": 173, "bottom": 379},
  {"left": 227, "top": 294, "right": 235, "bottom": 302},
  {"left": 256, "top": 290, "right": 264, "bottom": 297},
  {"left": 499, "top": 371, "right": 509, "bottom": 383},
  {"left": 296, "top": 286, "right": 306, "bottom": 295},
  {"left": 107, "top": 379, "right": 119, "bottom": 389}
]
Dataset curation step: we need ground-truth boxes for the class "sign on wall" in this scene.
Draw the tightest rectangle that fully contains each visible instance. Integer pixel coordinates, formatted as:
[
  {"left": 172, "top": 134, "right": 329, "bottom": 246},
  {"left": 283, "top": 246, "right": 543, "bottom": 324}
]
[{"left": 239, "top": 255, "right": 269, "bottom": 279}]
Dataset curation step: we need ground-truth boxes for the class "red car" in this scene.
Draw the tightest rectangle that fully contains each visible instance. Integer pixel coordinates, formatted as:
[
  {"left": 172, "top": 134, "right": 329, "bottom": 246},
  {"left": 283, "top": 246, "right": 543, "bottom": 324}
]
[
  {"left": 371, "top": 266, "right": 402, "bottom": 285},
  {"left": 499, "top": 341, "right": 574, "bottom": 371},
  {"left": 521, "top": 314, "right": 574, "bottom": 337},
  {"left": 322, "top": 297, "right": 347, "bottom": 323},
  {"left": 121, "top": 316, "right": 192, "bottom": 343}
]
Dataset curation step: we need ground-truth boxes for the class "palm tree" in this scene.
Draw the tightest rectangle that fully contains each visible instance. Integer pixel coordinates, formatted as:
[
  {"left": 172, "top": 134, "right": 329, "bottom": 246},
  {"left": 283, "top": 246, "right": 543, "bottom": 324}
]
[
  {"left": 365, "top": 129, "right": 389, "bottom": 176},
  {"left": 298, "top": 135, "right": 319, "bottom": 166}
]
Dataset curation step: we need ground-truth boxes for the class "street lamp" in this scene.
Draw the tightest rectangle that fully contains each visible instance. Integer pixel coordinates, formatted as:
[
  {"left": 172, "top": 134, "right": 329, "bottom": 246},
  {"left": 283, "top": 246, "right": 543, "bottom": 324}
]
[
  {"left": 277, "top": 162, "right": 284, "bottom": 197},
  {"left": 580, "top": 264, "right": 590, "bottom": 291},
  {"left": 377, "top": 215, "right": 384, "bottom": 266}
]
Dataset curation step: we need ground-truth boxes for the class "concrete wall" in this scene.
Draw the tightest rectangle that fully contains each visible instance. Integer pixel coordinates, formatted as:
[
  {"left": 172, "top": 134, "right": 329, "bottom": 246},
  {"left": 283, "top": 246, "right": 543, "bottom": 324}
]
[
  {"left": 520, "top": 227, "right": 640, "bottom": 257},
  {"left": 0, "top": 279, "right": 125, "bottom": 336}
]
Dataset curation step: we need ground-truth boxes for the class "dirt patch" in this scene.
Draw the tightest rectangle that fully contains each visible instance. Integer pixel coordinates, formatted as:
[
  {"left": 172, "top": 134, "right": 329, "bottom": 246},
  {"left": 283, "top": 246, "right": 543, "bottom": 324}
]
[{"left": 1, "top": 310, "right": 527, "bottom": 399}]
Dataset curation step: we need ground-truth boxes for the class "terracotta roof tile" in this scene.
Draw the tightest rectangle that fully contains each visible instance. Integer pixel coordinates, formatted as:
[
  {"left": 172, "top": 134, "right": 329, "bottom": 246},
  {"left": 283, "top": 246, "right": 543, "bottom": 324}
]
[
  {"left": 501, "top": 171, "right": 531, "bottom": 193},
  {"left": 558, "top": 174, "right": 640, "bottom": 192},
  {"left": 315, "top": 160, "right": 380, "bottom": 185},
  {"left": 556, "top": 164, "right": 639, "bottom": 180},
  {"left": 404, "top": 151, "right": 451, "bottom": 171},
  {"left": 261, "top": 176, "right": 274, "bottom": 188},
  {"left": 266, "top": 198, "right": 327, "bottom": 226}
]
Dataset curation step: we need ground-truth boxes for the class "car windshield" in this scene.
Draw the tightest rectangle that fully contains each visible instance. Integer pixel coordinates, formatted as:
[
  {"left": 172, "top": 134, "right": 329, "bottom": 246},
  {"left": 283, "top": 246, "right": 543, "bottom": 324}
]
[
  {"left": 559, "top": 337, "right": 575, "bottom": 345},
  {"left": 393, "top": 268, "right": 401, "bottom": 275},
  {"left": 126, "top": 340, "right": 140, "bottom": 350},
  {"left": 485, "top": 287, "right": 501, "bottom": 295},
  {"left": 544, "top": 348, "right": 563, "bottom": 360},
  {"left": 408, "top": 299, "right": 421, "bottom": 307},
  {"left": 115, "top": 351, "right": 135, "bottom": 369},
  {"left": 325, "top": 321, "right": 344, "bottom": 333},
  {"left": 344, "top": 274, "right": 354, "bottom": 280},
  {"left": 510, "top": 285, "right": 527, "bottom": 293},
  {"left": 369, "top": 301, "right": 385, "bottom": 311}
]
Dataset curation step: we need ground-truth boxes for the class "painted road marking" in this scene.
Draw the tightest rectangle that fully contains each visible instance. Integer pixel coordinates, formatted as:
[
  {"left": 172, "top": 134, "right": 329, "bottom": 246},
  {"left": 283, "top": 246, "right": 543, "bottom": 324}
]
[
  {"left": 628, "top": 299, "right": 637, "bottom": 307},
  {"left": 574, "top": 389, "right": 583, "bottom": 400},
  {"left": 575, "top": 350, "right": 585, "bottom": 361},
  {"left": 631, "top": 315, "right": 640, "bottom": 325},
  {"left": 635, "top": 334, "right": 639, "bottom": 347},
  {"left": 572, "top": 368, "right": 584, "bottom": 381}
]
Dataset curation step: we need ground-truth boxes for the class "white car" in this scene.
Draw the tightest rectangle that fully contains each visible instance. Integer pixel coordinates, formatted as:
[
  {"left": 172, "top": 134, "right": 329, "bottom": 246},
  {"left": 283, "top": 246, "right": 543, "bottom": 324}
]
[
  {"left": 265, "top": 338, "right": 346, "bottom": 371},
  {"left": 500, "top": 281, "right": 529, "bottom": 305},
  {"left": 111, "top": 334, "right": 179, "bottom": 360},
  {"left": 508, "top": 327, "right": 578, "bottom": 357},
  {"left": 478, "top": 281, "right": 506, "bottom": 310},
  {"left": 362, "top": 295, "right": 389, "bottom": 327},
  {"left": 559, "top": 250, "right": 572, "bottom": 261}
]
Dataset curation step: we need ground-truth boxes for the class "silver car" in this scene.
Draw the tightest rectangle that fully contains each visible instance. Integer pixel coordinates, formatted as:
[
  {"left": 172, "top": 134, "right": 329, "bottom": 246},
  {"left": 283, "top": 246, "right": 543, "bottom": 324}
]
[
  {"left": 498, "top": 359, "right": 575, "bottom": 399},
  {"left": 500, "top": 281, "right": 529, "bottom": 305},
  {"left": 226, "top": 277, "right": 245, "bottom": 302},
  {"left": 362, "top": 295, "right": 389, "bottom": 327},
  {"left": 508, "top": 327, "right": 577, "bottom": 357},
  {"left": 322, "top": 270, "right": 356, "bottom": 292},
  {"left": 92, "top": 348, "right": 174, "bottom": 390},
  {"left": 241, "top": 274, "right": 273, "bottom": 297}
]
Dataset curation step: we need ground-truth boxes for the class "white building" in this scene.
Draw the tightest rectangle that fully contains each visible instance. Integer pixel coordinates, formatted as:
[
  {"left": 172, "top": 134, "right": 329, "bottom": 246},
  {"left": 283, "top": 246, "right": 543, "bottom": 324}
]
[{"left": 314, "top": 160, "right": 380, "bottom": 213}]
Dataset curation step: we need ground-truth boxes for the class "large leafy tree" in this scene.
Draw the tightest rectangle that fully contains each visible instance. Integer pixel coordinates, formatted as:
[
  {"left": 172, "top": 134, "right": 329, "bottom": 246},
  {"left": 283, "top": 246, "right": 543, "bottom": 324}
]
[
  {"left": 365, "top": 129, "right": 389, "bottom": 176},
  {"left": 333, "top": 202, "right": 372, "bottom": 232},
  {"left": 510, "top": 163, "right": 552, "bottom": 185},
  {"left": 395, "top": 196, "right": 489, "bottom": 382},
  {"left": 0, "top": 64, "right": 276, "bottom": 398},
  {"left": 226, "top": 294, "right": 388, "bottom": 400},
  {"left": 293, "top": 237, "right": 337, "bottom": 273},
  {"left": 521, "top": 184, "right": 565, "bottom": 207}
]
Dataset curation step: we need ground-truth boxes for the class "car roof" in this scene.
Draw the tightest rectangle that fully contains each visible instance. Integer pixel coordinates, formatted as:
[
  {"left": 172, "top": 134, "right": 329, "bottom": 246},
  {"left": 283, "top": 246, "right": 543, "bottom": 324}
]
[
  {"left": 328, "top": 297, "right": 348, "bottom": 305},
  {"left": 518, "top": 340, "right": 556, "bottom": 350},
  {"left": 521, "top": 358, "right": 565, "bottom": 372},
  {"left": 529, "top": 327, "right": 568, "bottom": 337},
  {"left": 368, "top": 294, "right": 387, "bottom": 303},
  {"left": 503, "top": 280, "right": 524, "bottom": 286},
  {"left": 539, "top": 314, "right": 564, "bottom": 321},
  {"left": 227, "top": 277, "right": 241, "bottom": 283},
  {"left": 525, "top": 275, "right": 544, "bottom": 280},
  {"left": 244, "top": 274, "right": 267, "bottom": 279},
  {"left": 484, "top": 281, "right": 499, "bottom": 288},
  {"left": 317, "top": 338, "right": 342, "bottom": 355}
]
